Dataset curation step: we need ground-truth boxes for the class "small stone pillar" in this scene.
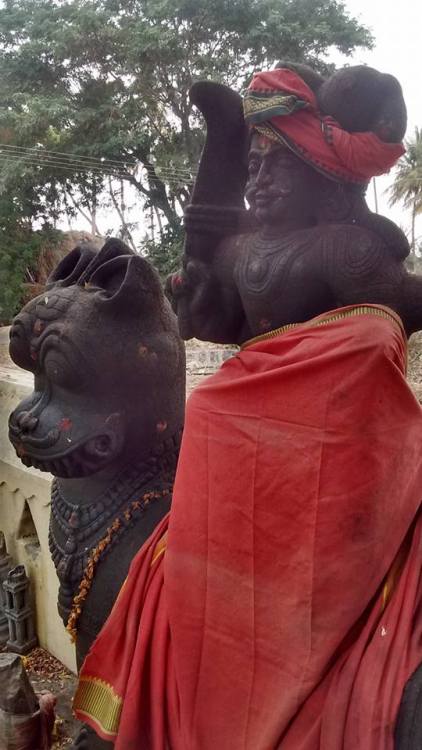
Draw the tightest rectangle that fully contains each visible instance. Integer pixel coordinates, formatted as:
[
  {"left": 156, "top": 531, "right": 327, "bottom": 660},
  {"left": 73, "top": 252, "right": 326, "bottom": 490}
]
[
  {"left": 3, "top": 565, "right": 38, "bottom": 655},
  {"left": 0, "top": 532, "right": 15, "bottom": 648}
]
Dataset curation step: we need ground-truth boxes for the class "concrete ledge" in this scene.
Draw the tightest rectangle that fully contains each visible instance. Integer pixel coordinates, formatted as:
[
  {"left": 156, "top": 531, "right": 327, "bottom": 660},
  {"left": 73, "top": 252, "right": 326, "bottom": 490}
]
[{"left": 0, "top": 358, "right": 76, "bottom": 672}]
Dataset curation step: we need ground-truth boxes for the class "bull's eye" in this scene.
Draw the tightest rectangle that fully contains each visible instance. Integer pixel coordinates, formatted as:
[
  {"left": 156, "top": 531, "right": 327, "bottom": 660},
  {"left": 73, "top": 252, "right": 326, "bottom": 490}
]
[
  {"left": 95, "top": 435, "right": 112, "bottom": 455},
  {"left": 84, "top": 434, "right": 114, "bottom": 459}
]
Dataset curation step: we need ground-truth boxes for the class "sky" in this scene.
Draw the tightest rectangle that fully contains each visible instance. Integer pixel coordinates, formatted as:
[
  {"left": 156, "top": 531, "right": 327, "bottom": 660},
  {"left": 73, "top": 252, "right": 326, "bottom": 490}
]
[{"left": 330, "top": 0, "right": 422, "bottom": 241}]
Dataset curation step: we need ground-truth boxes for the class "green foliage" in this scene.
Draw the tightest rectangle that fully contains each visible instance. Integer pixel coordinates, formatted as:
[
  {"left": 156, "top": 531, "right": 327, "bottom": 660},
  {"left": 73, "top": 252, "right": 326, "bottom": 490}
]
[
  {"left": 0, "top": 234, "right": 39, "bottom": 323},
  {"left": 389, "top": 127, "right": 422, "bottom": 213},
  {"left": 0, "top": 0, "right": 373, "bottom": 277},
  {"left": 141, "top": 225, "right": 184, "bottom": 280},
  {"left": 388, "top": 127, "right": 422, "bottom": 253},
  {"left": 0, "top": 215, "right": 62, "bottom": 324}
]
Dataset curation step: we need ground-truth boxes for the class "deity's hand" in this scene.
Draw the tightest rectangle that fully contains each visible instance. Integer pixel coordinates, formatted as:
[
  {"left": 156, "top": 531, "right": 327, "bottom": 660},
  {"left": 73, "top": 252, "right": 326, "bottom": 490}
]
[
  {"left": 165, "top": 266, "right": 190, "bottom": 307},
  {"left": 166, "top": 259, "right": 219, "bottom": 341}
]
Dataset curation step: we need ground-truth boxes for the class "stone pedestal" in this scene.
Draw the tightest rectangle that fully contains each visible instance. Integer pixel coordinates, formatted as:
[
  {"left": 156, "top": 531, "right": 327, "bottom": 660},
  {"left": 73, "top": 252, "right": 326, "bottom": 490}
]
[
  {"left": 3, "top": 565, "right": 38, "bottom": 655},
  {"left": 0, "top": 532, "right": 15, "bottom": 648}
]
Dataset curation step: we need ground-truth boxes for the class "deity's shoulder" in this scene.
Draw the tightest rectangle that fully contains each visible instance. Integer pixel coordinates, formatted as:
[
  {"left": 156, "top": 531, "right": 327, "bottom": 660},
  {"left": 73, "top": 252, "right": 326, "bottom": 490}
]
[{"left": 313, "top": 220, "right": 406, "bottom": 271}]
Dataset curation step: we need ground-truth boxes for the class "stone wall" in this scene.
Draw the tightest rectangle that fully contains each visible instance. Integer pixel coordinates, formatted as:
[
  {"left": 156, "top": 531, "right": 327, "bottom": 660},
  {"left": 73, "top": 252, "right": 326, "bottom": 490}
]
[
  {"left": 408, "top": 331, "right": 422, "bottom": 402},
  {"left": 185, "top": 339, "right": 238, "bottom": 392}
]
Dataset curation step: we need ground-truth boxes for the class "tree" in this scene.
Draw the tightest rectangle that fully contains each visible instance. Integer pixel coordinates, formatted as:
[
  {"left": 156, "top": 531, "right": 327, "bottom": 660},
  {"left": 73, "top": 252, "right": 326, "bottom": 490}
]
[
  {"left": 0, "top": 198, "right": 62, "bottom": 323},
  {"left": 388, "top": 127, "right": 422, "bottom": 256},
  {"left": 0, "top": 0, "right": 373, "bottom": 278}
]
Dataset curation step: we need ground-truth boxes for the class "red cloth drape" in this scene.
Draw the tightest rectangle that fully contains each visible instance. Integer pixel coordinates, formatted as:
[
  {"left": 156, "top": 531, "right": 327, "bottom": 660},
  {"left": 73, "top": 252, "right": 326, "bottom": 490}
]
[
  {"left": 74, "top": 514, "right": 176, "bottom": 749},
  {"left": 75, "top": 305, "right": 422, "bottom": 749}
]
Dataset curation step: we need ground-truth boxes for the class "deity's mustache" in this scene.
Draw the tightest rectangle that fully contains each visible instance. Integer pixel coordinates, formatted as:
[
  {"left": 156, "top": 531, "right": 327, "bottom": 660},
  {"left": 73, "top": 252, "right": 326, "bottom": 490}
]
[{"left": 254, "top": 186, "right": 293, "bottom": 203}]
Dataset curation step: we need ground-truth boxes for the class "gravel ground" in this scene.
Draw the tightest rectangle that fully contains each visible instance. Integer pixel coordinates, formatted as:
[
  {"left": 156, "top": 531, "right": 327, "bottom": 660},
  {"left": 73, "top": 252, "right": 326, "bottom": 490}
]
[{"left": 24, "top": 648, "right": 78, "bottom": 748}]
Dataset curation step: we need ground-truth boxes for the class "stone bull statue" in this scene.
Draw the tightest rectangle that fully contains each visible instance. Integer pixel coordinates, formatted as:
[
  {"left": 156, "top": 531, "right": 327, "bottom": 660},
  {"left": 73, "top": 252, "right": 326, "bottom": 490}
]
[{"left": 8, "top": 239, "right": 185, "bottom": 749}]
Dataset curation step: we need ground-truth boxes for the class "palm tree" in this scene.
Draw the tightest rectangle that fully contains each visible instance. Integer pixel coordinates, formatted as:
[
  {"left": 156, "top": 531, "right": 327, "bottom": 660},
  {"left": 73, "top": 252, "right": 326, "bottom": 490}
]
[{"left": 388, "top": 127, "right": 422, "bottom": 254}]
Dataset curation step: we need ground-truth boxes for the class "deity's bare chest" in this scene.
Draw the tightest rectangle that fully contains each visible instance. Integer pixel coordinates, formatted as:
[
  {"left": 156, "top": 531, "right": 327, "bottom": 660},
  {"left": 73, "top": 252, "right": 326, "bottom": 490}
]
[{"left": 234, "top": 231, "right": 324, "bottom": 332}]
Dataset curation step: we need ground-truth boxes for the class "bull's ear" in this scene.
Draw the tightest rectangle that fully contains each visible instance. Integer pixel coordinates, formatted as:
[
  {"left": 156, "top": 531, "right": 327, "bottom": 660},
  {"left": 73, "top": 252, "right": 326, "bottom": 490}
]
[
  {"left": 78, "top": 238, "right": 134, "bottom": 282},
  {"left": 90, "top": 255, "right": 164, "bottom": 316},
  {"left": 99, "top": 237, "right": 134, "bottom": 258},
  {"left": 47, "top": 244, "right": 97, "bottom": 288}
]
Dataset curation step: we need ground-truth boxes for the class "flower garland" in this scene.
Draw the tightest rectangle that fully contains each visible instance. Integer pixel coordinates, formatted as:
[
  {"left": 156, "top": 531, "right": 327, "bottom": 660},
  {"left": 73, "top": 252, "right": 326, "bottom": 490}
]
[{"left": 66, "top": 488, "right": 171, "bottom": 642}]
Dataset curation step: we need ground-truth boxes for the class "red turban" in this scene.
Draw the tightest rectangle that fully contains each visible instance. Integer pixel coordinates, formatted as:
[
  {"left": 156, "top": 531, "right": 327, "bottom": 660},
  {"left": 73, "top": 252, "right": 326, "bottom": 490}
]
[{"left": 243, "top": 69, "right": 405, "bottom": 184}]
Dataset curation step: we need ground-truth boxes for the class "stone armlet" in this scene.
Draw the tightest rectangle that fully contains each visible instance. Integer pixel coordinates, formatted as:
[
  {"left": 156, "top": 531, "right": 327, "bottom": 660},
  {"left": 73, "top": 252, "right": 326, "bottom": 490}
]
[{"left": 183, "top": 204, "right": 256, "bottom": 235}]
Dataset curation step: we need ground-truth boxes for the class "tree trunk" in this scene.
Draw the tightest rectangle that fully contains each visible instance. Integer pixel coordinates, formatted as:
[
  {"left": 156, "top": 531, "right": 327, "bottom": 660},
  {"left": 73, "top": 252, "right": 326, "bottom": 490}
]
[{"left": 107, "top": 177, "right": 137, "bottom": 252}]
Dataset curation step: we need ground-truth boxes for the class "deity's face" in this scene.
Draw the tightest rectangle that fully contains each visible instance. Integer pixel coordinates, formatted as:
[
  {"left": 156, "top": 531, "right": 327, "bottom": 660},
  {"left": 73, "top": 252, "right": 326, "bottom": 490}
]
[{"left": 245, "top": 133, "right": 316, "bottom": 229}]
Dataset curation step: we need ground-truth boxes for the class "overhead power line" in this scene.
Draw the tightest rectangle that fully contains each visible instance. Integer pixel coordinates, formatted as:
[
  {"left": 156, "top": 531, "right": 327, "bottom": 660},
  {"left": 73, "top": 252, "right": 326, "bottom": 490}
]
[
  {"left": 0, "top": 153, "right": 195, "bottom": 186},
  {"left": 0, "top": 146, "right": 196, "bottom": 181},
  {"left": 0, "top": 143, "right": 137, "bottom": 168},
  {"left": 0, "top": 152, "right": 127, "bottom": 178},
  {"left": 0, "top": 143, "right": 196, "bottom": 180}
]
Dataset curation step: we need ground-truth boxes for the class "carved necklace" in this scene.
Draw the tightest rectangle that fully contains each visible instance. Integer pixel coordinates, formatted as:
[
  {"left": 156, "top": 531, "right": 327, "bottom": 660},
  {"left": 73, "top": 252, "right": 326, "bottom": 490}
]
[
  {"left": 49, "top": 433, "right": 180, "bottom": 586},
  {"left": 66, "top": 486, "right": 171, "bottom": 642}
]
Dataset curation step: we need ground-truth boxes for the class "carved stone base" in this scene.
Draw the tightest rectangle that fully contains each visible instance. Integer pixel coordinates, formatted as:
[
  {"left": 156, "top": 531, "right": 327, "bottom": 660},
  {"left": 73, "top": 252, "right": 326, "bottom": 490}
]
[{"left": 6, "top": 635, "right": 38, "bottom": 655}]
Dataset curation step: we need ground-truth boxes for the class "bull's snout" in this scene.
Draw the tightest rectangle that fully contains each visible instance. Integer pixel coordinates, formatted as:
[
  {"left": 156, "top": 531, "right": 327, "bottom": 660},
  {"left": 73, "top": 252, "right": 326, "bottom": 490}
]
[{"left": 15, "top": 411, "right": 39, "bottom": 433}]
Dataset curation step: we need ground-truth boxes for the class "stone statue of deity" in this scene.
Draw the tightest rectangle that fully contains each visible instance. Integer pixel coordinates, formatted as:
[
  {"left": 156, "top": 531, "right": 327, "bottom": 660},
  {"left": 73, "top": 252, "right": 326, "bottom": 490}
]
[
  {"left": 71, "top": 64, "right": 422, "bottom": 750},
  {"left": 8, "top": 239, "right": 185, "bottom": 749},
  {"left": 164, "top": 63, "right": 422, "bottom": 749},
  {"left": 168, "top": 62, "right": 422, "bottom": 342}
]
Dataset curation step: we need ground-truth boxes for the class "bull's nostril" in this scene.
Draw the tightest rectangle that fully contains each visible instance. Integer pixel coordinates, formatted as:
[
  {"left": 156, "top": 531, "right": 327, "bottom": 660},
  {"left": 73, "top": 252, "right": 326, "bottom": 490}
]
[
  {"left": 17, "top": 412, "right": 39, "bottom": 432},
  {"left": 17, "top": 411, "right": 29, "bottom": 428},
  {"left": 26, "top": 417, "right": 38, "bottom": 431}
]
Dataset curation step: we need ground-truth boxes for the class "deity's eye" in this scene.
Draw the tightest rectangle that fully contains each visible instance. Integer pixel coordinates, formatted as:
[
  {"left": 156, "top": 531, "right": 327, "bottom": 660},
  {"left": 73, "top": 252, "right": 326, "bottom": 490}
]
[
  {"left": 248, "top": 158, "right": 260, "bottom": 175},
  {"left": 273, "top": 155, "right": 291, "bottom": 167},
  {"left": 272, "top": 151, "right": 304, "bottom": 172}
]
